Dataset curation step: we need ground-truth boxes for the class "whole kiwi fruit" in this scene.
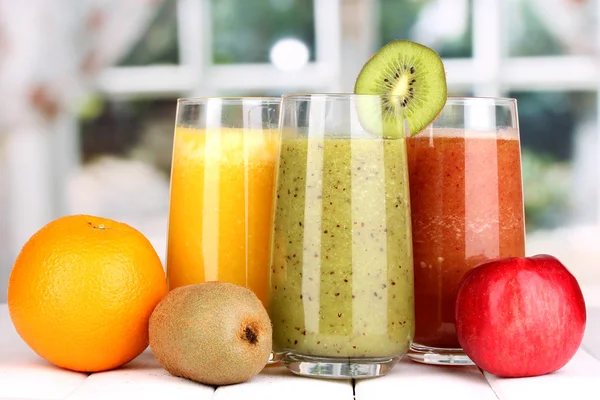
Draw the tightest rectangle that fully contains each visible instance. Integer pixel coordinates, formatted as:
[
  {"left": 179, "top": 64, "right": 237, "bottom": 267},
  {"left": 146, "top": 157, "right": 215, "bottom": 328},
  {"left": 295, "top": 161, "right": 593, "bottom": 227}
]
[{"left": 149, "top": 282, "right": 272, "bottom": 385}]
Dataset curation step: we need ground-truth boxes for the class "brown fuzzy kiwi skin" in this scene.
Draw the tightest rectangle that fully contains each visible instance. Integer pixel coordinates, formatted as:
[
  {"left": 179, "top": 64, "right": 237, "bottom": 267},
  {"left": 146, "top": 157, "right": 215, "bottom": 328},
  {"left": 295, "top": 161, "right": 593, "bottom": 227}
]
[{"left": 148, "top": 282, "right": 273, "bottom": 386}]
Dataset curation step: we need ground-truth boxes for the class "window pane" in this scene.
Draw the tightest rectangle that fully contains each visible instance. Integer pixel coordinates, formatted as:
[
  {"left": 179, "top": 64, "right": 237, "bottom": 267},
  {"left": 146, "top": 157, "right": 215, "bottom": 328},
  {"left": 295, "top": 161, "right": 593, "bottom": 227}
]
[
  {"left": 217, "top": 88, "right": 314, "bottom": 97},
  {"left": 507, "top": 0, "right": 596, "bottom": 56},
  {"left": 212, "top": 0, "right": 315, "bottom": 64},
  {"left": 79, "top": 98, "right": 175, "bottom": 170},
  {"left": 118, "top": 1, "right": 179, "bottom": 66},
  {"left": 509, "top": 91, "right": 597, "bottom": 232},
  {"left": 379, "top": 0, "right": 472, "bottom": 58},
  {"left": 75, "top": 98, "right": 177, "bottom": 258},
  {"left": 448, "top": 88, "right": 473, "bottom": 96}
]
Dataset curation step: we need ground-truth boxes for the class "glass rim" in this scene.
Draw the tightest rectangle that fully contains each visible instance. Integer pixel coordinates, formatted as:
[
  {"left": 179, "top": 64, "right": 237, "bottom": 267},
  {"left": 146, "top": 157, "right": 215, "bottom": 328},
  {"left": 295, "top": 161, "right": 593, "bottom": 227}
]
[
  {"left": 281, "top": 93, "right": 516, "bottom": 105},
  {"left": 177, "top": 96, "right": 281, "bottom": 105},
  {"left": 444, "top": 96, "right": 516, "bottom": 106}
]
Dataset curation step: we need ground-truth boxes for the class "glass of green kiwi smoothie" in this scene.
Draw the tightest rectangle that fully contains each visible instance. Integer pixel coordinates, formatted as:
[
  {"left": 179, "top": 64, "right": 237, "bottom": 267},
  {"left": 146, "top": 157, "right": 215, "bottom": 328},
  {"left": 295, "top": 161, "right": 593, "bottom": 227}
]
[{"left": 269, "top": 94, "right": 415, "bottom": 379}]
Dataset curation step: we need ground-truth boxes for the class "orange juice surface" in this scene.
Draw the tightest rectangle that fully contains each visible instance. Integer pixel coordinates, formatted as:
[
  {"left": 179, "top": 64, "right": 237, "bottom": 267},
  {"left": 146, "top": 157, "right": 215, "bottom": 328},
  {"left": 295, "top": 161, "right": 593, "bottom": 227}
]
[{"left": 167, "top": 127, "right": 278, "bottom": 306}]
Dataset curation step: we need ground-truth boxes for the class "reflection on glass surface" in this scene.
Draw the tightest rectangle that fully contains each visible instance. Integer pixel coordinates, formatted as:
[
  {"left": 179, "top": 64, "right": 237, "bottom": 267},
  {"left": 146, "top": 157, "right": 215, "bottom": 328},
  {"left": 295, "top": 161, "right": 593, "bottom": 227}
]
[
  {"left": 167, "top": 98, "right": 280, "bottom": 310},
  {"left": 407, "top": 98, "right": 525, "bottom": 363},
  {"left": 212, "top": 0, "right": 315, "bottom": 64},
  {"left": 510, "top": 91, "right": 597, "bottom": 231},
  {"left": 507, "top": 0, "right": 597, "bottom": 56},
  {"left": 118, "top": 1, "right": 179, "bottom": 66},
  {"left": 380, "top": 0, "right": 472, "bottom": 58},
  {"left": 271, "top": 94, "right": 414, "bottom": 378}
]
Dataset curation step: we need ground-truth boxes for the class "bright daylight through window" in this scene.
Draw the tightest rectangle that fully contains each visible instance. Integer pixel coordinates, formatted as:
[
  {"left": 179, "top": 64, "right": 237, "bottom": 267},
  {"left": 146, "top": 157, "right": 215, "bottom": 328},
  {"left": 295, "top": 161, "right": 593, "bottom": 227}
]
[{"left": 1, "top": 0, "right": 599, "bottom": 305}]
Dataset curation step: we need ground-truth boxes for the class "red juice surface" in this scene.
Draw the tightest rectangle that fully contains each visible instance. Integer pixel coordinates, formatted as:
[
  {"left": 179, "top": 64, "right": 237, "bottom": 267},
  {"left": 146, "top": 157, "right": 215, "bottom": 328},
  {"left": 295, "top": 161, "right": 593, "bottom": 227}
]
[{"left": 407, "top": 129, "right": 525, "bottom": 348}]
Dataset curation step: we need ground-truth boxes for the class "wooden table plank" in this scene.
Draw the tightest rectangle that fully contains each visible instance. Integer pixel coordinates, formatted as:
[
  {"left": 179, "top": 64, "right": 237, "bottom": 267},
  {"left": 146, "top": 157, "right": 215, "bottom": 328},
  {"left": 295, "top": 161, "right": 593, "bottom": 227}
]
[
  {"left": 355, "top": 357, "right": 498, "bottom": 400},
  {"left": 65, "top": 351, "right": 214, "bottom": 400},
  {"left": 484, "top": 348, "right": 600, "bottom": 400},
  {"left": 3, "top": 303, "right": 600, "bottom": 399},
  {"left": 0, "top": 305, "right": 88, "bottom": 400},
  {"left": 0, "top": 361, "right": 87, "bottom": 400},
  {"left": 213, "top": 364, "right": 354, "bottom": 400}
]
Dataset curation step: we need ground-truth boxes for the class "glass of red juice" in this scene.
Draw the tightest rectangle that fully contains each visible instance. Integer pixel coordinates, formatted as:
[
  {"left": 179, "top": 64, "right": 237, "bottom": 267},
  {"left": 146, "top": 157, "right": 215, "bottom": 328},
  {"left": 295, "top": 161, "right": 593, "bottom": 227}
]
[{"left": 406, "top": 97, "right": 525, "bottom": 365}]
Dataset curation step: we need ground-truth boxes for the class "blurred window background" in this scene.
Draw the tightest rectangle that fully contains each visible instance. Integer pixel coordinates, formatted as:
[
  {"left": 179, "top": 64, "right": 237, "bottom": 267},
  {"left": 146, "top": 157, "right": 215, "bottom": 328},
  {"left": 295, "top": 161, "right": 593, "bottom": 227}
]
[{"left": 1, "top": 0, "right": 599, "bottom": 303}]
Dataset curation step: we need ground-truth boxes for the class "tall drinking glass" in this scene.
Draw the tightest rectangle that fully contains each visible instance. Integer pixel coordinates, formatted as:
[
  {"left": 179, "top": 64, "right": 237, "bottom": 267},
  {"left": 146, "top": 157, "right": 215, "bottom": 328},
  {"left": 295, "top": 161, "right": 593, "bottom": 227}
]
[
  {"left": 269, "top": 94, "right": 415, "bottom": 379},
  {"left": 406, "top": 97, "right": 525, "bottom": 365},
  {"left": 167, "top": 97, "right": 280, "bottom": 310}
]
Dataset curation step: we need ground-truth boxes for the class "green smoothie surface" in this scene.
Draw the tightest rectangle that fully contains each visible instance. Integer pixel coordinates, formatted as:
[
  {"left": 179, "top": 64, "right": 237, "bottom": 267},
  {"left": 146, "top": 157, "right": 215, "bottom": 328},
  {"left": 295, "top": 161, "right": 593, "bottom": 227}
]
[{"left": 270, "top": 136, "right": 414, "bottom": 358}]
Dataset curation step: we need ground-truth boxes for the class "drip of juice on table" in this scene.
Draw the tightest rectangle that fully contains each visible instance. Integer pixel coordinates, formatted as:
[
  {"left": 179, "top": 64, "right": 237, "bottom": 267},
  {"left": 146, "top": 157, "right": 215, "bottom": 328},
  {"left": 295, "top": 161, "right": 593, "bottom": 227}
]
[
  {"left": 167, "top": 127, "right": 278, "bottom": 307},
  {"left": 407, "top": 128, "right": 525, "bottom": 348}
]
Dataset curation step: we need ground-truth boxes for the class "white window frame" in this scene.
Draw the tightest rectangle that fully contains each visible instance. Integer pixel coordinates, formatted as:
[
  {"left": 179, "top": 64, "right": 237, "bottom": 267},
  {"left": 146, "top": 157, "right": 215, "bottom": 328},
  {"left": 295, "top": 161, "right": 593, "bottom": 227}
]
[
  {"left": 6, "top": 0, "right": 600, "bottom": 301},
  {"left": 82, "top": 0, "right": 600, "bottom": 226},
  {"left": 96, "top": 0, "right": 341, "bottom": 96}
]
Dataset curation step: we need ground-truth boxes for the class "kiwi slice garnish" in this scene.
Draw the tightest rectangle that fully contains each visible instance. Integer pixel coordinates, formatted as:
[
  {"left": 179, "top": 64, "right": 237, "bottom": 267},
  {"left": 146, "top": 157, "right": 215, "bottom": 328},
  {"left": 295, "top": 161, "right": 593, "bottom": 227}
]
[{"left": 354, "top": 40, "right": 447, "bottom": 137}]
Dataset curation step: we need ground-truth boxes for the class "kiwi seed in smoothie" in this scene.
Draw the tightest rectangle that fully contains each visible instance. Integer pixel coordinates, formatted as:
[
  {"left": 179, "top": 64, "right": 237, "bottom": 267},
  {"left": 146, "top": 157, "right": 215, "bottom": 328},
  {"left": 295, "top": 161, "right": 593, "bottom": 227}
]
[{"left": 269, "top": 136, "right": 414, "bottom": 358}]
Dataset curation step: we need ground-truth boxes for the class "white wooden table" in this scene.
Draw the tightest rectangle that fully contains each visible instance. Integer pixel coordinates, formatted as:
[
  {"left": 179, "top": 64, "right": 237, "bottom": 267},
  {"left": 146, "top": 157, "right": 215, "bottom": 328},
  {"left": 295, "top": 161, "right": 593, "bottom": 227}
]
[{"left": 1, "top": 304, "right": 599, "bottom": 400}]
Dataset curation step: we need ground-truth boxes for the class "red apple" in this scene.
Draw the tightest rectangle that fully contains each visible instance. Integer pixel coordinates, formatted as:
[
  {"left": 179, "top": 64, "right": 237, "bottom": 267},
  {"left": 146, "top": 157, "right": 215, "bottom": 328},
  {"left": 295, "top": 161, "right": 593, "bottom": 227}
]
[{"left": 455, "top": 254, "right": 586, "bottom": 378}]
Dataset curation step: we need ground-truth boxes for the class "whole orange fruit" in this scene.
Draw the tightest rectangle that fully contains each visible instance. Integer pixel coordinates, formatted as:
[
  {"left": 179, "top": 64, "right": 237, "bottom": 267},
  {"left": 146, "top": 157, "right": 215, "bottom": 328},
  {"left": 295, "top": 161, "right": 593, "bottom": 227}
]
[{"left": 7, "top": 214, "right": 168, "bottom": 372}]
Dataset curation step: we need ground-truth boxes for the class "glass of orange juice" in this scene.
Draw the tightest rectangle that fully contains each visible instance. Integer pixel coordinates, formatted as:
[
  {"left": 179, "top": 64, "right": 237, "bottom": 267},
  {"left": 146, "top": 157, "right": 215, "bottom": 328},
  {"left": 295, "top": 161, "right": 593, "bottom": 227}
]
[{"left": 167, "top": 97, "right": 280, "bottom": 310}]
